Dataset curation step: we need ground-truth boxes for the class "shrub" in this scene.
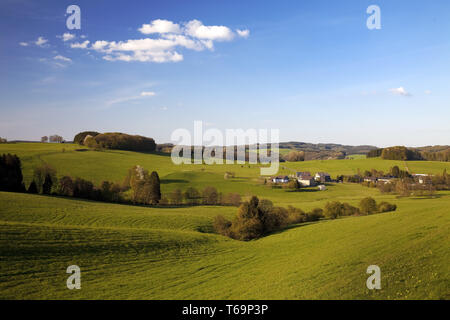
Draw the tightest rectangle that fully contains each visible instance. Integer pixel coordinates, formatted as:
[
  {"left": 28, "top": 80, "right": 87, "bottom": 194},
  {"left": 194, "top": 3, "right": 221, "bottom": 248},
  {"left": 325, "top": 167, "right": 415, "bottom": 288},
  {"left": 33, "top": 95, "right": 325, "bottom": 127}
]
[
  {"left": 169, "top": 189, "right": 183, "bottom": 205},
  {"left": 221, "top": 192, "right": 241, "bottom": 206},
  {"left": 73, "top": 178, "right": 94, "bottom": 199},
  {"left": 27, "top": 181, "right": 38, "bottom": 194},
  {"left": 359, "top": 197, "right": 378, "bottom": 215},
  {"left": 184, "top": 187, "right": 201, "bottom": 205},
  {"left": 377, "top": 201, "right": 397, "bottom": 213},
  {"left": 324, "top": 201, "right": 344, "bottom": 219},
  {"left": 307, "top": 208, "right": 324, "bottom": 221},
  {"left": 342, "top": 202, "right": 360, "bottom": 216},
  {"left": 202, "top": 186, "right": 219, "bottom": 205},
  {"left": 58, "top": 176, "right": 75, "bottom": 196},
  {"left": 213, "top": 215, "right": 232, "bottom": 236}
]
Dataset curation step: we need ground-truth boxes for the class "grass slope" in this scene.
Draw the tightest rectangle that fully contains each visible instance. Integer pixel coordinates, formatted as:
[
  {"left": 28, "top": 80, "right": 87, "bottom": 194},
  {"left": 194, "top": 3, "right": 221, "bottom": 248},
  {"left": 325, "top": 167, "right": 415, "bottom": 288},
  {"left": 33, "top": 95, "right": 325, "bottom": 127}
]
[{"left": 0, "top": 192, "right": 448, "bottom": 299}]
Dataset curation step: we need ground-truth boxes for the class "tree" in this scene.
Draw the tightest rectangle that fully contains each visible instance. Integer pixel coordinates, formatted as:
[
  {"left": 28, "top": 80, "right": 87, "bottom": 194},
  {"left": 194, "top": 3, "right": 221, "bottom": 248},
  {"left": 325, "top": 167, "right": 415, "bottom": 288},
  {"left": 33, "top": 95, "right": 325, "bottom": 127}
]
[
  {"left": 169, "top": 189, "right": 183, "bottom": 205},
  {"left": 184, "top": 187, "right": 201, "bottom": 205},
  {"left": 73, "top": 178, "right": 94, "bottom": 199},
  {"left": 147, "top": 171, "right": 161, "bottom": 204},
  {"left": 27, "top": 181, "right": 38, "bottom": 194},
  {"left": 324, "top": 201, "right": 343, "bottom": 219},
  {"left": 58, "top": 176, "right": 74, "bottom": 196},
  {"left": 390, "top": 166, "right": 400, "bottom": 178},
  {"left": 41, "top": 136, "right": 48, "bottom": 143},
  {"left": 84, "top": 136, "right": 101, "bottom": 150},
  {"left": 49, "top": 135, "right": 63, "bottom": 143},
  {"left": 33, "top": 163, "right": 57, "bottom": 194},
  {"left": 0, "top": 137, "right": 7, "bottom": 143},
  {"left": 0, "top": 153, "right": 24, "bottom": 192},
  {"left": 42, "top": 174, "right": 53, "bottom": 194},
  {"left": 359, "top": 197, "right": 378, "bottom": 215},
  {"left": 202, "top": 186, "right": 219, "bottom": 205},
  {"left": 73, "top": 131, "right": 100, "bottom": 145}
]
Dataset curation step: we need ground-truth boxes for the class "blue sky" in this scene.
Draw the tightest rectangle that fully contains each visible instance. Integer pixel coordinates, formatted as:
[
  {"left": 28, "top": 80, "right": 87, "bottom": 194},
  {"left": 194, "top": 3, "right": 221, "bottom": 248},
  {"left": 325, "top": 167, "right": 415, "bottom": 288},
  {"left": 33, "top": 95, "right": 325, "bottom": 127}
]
[{"left": 0, "top": 0, "right": 449, "bottom": 147}]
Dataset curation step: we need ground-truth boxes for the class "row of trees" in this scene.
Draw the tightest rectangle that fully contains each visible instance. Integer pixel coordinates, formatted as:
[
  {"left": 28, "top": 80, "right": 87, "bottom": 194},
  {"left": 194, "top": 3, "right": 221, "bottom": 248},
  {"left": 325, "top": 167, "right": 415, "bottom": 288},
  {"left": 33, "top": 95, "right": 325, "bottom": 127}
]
[
  {"left": 368, "top": 146, "right": 449, "bottom": 162},
  {"left": 323, "top": 197, "right": 396, "bottom": 219},
  {"left": 2, "top": 154, "right": 240, "bottom": 208},
  {"left": 74, "top": 131, "right": 156, "bottom": 152},
  {"left": 214, "top": 196, "right": 321, "bottom": 240},
  {"left": 214, "top": 195, "right": 397, "bottom": 241},
  {"left": 40, "top": 135, "right": 64, "bottom": 143}
]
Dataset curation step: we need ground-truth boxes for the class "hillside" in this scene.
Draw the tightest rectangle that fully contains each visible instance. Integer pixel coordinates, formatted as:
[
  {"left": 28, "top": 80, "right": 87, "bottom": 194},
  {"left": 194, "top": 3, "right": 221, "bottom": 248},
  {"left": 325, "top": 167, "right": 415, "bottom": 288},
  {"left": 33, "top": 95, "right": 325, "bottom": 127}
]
[
  {"left": 0, "top": 191, "right": 448, "bottom": 299},
  {"left": 0, "top": 142, "right": 449, "bottom": 299}
]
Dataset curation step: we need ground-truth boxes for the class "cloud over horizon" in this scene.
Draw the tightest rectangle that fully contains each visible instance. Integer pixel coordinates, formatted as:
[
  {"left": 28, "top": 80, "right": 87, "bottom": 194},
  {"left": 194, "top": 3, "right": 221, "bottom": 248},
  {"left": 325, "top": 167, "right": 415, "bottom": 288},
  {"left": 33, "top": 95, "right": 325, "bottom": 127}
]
[{"left": 70, "top": 19, "right": 249, "bottom": 63}]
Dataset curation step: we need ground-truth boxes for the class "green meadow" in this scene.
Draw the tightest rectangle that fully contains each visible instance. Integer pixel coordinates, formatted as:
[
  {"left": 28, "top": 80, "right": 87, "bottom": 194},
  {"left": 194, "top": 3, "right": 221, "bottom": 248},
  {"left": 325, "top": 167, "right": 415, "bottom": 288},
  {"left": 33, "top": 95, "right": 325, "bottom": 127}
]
[{"left": 0, "top": 143, "right": 449, "bottom": 299}]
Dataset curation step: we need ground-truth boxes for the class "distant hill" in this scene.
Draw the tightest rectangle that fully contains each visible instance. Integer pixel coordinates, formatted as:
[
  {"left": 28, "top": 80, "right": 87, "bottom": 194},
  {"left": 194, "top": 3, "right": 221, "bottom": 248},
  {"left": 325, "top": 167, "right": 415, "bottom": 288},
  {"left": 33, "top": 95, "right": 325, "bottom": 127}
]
[{"left": 279, "top": 141, "right": 378, "bottom": 154}]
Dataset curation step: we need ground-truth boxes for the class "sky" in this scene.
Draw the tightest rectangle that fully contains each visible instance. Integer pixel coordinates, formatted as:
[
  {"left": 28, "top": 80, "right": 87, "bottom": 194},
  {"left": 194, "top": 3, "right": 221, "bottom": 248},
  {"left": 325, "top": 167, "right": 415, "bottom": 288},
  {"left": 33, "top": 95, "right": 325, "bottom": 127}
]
[{"left": 0, "top": 0, "right": 449, "bottom": 147}]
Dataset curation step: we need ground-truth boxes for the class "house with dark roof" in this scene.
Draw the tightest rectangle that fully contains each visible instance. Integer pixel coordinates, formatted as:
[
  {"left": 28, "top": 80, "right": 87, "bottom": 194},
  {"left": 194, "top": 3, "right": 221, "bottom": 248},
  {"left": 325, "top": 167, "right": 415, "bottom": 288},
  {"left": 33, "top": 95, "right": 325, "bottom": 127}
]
[{"left": 314, "top": 172, "right": 331, "bottom": 182}]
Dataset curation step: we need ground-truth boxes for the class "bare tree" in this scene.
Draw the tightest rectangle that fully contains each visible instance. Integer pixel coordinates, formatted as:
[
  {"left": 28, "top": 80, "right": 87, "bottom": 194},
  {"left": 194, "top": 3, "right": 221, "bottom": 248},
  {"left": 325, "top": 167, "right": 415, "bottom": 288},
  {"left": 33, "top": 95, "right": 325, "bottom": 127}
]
[
  {"left": 41, "top": 136, "right": 48, "bottom": 143},
  {"left": 49, "top": 135, "right": 63, "bottom": 143}
]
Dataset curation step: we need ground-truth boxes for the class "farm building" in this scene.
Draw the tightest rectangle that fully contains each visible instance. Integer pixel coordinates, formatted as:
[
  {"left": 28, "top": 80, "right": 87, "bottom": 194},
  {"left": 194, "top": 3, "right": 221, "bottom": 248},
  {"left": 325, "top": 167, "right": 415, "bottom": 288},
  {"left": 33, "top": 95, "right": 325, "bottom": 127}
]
[
  {"left": 315, "top": 172, "right": 331, "bottom": 182},
  {"left": 296, "top": 172, "right": 316, "bottom": 187},
  {"left": 272, "top": 175, "right": 290, "bottom": 183}
]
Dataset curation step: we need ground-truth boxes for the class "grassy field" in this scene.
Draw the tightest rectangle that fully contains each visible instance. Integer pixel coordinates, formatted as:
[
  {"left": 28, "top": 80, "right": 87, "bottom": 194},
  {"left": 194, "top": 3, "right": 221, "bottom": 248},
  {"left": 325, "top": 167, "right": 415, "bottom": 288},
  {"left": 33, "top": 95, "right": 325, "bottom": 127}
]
[{"left": 0, "top": 143, "right": 449, "bottom": 299}]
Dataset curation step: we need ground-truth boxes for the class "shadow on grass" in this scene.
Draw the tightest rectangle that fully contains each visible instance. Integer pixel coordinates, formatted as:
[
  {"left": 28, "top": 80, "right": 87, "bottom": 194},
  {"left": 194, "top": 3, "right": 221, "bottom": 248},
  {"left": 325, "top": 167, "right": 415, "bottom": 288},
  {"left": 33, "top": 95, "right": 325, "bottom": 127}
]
[{"left": 161, "top": 179, "right": 189, "bottom": 184}]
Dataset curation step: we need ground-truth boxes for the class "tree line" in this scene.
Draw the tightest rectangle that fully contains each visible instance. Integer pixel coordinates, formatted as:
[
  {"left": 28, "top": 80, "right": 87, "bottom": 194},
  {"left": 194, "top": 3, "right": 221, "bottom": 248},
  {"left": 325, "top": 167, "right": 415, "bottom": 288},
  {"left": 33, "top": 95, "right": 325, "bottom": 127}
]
[
  {"left": 0, "top": 153, "right": 242, "bottom": 208},
  {"left": 213, "top": 195, "right": 396, "bottom": 241},
  {"left": 74, "top": 131, "right": 156, "bottom": 152},
  {"left": 367, "top": 146, "right": 449, "bottom": 162}
]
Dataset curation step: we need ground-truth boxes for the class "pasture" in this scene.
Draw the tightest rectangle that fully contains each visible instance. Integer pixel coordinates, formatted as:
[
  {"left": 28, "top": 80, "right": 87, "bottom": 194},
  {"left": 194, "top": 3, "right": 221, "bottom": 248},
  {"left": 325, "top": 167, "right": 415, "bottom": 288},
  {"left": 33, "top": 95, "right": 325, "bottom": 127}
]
[{"left": 0, "top": 142, "right": 449, "bottom": 299}]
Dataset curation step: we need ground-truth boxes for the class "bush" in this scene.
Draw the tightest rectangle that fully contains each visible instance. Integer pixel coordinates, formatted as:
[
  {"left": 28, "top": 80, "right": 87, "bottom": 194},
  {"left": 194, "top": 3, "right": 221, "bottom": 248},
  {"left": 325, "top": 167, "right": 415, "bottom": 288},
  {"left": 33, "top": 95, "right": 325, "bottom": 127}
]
[
  {"left": 27, "top": 181, "right": 38, "bottom": 194},
  {"left": 169, "top": 189, "right": 183, "bottom": 205},
  {"left": 307, "top": 208, "right": 324, "bottom": 221},
  {"left": 221, "top": 192, "right": 241, "bottom": 206},
  {"left": 202, "top": 186, "right": 219, "bottom": 205},
  {"left": 377, "top": 201, "right": 397, "bottom": 213},
  {"left": 73, "top": 178, "right": 94, "bottom": 199},
  {"left": 342, "top": 202, "right": 360, "bottom": 216},
  {"left": 58, "top": 176, "right": 74, "bottom": 196},
  {"left": 359, "top": 197, "right": 378, "bottom": 215},
  {"left": 324, "top": 201, "right": 343, "bottom": 219},
  {"left": 184, "top": 187, "right": 201, "bottom": 205},
  {"left": 213, "top": 215, "right": 232, "bottom": 236}
]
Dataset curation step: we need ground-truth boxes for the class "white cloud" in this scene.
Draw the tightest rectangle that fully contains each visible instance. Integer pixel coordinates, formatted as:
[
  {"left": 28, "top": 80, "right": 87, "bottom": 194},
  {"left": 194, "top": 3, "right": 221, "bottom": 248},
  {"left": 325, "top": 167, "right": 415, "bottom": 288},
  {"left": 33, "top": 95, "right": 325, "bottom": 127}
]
[
  {"left": 35, "top": 37, "right": 48, "bottom": 47},
  {"left": 185, "top": 19, "right": 234, "bottom": 41},
  {"left": 70, "top": 18, "right": 249, "bottom": 63},
  {"left": 425, "top": 90, "right": 432, "bottom": 95},
  {"left": 54, "top": 55, "right": 72, "bottom": 62},
  {"left": 59, "top": 33, "right": 75, "bottom": 41},
  {"left": 19, "top": 42, "right": 29, "bottom": 46},
  {"left": 141, "top": 91, "right": 156, "bottom": 96},
  {"left": 71, "top": 40, "right": 90, "bottom": 49},
  {"left": 139, "top": 19, "right": 181, "bottom": 34},
  {"left": 389, "top": 87, "right": 411, "bottom": 97},
  {"left": 236, "top": 29, "right": 250, "bottom": 38}
]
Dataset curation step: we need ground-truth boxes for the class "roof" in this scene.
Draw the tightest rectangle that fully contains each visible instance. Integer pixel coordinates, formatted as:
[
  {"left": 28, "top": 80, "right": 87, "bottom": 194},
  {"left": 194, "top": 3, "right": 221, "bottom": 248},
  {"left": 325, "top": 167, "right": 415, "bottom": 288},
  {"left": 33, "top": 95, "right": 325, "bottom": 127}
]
[{"left": 296, "top": 172, "right": 312, "bottom": 179}]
